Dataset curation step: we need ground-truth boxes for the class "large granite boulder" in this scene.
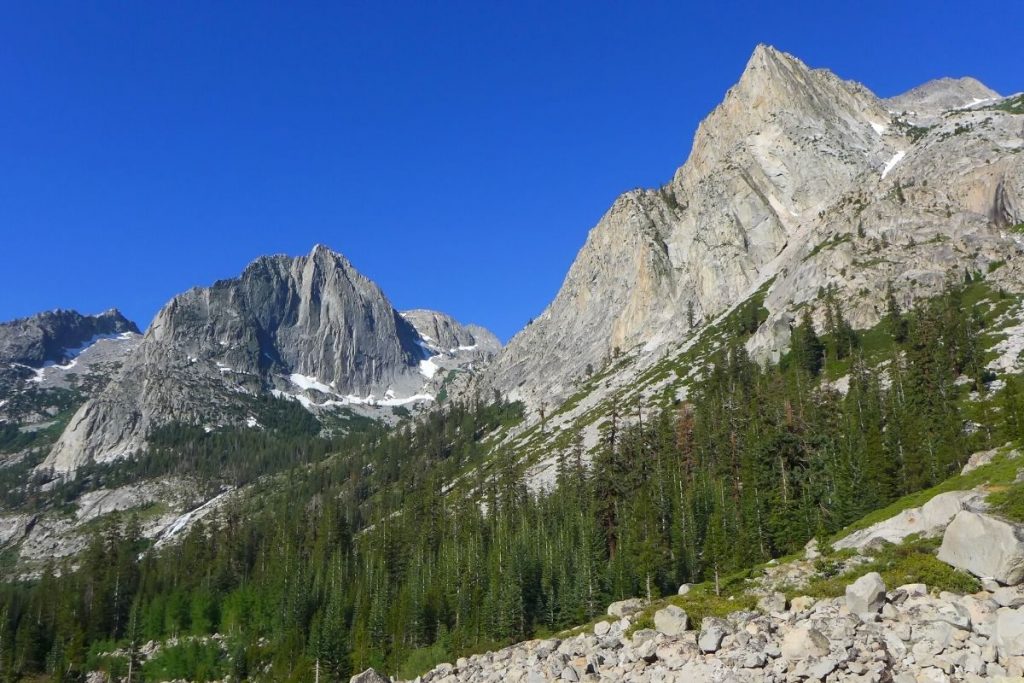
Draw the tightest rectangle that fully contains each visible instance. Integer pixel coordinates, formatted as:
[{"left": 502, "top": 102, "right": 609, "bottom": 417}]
[{"left": 938, "top": 511, "right": 1024, "bottom": 585}]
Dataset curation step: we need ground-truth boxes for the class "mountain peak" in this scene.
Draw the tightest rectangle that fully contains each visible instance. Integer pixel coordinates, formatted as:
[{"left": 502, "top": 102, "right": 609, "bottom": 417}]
[
  {"left": 746, "top": 43, "right": 789, "bottom": 67},
  {"left": 306, "top": 243, "right": 358, "bottom": 272},
  {"left": 885, "top": 76, "right": 1001, "bottom": 115},
  {"left": 95, "top": 308, "right": 140, "bottom": 332},
  {"left": 309, "top": 243, "right": 334, "bottom": 257},
  {"left": 734, "top": 44, "right": 807, "bottom": 93}
]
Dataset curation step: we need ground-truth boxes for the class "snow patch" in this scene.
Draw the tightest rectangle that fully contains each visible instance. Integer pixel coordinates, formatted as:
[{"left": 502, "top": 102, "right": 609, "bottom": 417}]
[
  {"left": 53, "top": 331, "right": 137, "bottom": 364},
  {"left": 288, "top": 373, "right": 335, "bottom": 394},
  {"left": 245, "top": 416, "right": 260, "bottom": 428},
  {"left": 272, "top": 387, "right": 433, "bottom": 409},
  {"left": 881, "top": 150, "right": 906, "bottom": 179},
  {"left": 961, "top": 97, "right": 996, "bottom": 109},
  {"left": 869, "top": 121, "right": 887, "bottom": 135},
  {"left": 419, "top": 358, "right": 440, "bottom": 379}
]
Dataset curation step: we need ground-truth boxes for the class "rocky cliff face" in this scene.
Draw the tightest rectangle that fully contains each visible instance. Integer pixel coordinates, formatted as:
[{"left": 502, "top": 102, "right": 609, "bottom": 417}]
[
  {"left": 401, "top": 309, "right": 502, "bottom": 357},
  {"left": 0, "top": 309, "right": 138, "bottom": 368},
  {"left": 0, "top": 309, "right": 142, "bottom": 428},
  {"left": 42, "top": 246, "right": 498, "bottom": 474},
  {"left": 475, "top": 45, "right": 1023, "bottom": 408}
]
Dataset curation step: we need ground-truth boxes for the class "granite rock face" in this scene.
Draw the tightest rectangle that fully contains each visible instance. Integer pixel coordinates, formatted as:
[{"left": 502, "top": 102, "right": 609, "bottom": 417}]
[
  {"left": 42, "top": 246, "right": 497, "bottom": 474},
  {"left": 401, "top": 309, "right": 501, "bottom": 360},
  {"left": 938, "top": 511, "right": 1024, "bottom": 585},
  {"left": 473, "top": 45, "right": 1023, "bottom": 409}
]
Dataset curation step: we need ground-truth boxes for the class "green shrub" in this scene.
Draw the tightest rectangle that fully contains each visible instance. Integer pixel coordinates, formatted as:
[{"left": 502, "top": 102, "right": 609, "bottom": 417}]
[{"left": 801, "top": 537, "right": 978, "bottom": 598}]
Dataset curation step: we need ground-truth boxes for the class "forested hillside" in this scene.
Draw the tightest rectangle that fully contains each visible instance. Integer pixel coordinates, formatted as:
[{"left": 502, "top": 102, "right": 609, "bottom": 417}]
[{"left": 1, "top": 278, "right": 1018, "bottom": 681}]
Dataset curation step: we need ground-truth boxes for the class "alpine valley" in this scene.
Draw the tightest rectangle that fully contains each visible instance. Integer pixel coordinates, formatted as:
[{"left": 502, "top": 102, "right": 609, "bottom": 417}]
[{"left": 3, "top": 45, "right": 1024, "bottom": 683}]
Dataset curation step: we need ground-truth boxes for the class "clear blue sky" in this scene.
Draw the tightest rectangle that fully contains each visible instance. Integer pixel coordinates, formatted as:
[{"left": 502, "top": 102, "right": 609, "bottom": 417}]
[{"left": 1, "top": 1, "right": 1020, "bottom": 341}]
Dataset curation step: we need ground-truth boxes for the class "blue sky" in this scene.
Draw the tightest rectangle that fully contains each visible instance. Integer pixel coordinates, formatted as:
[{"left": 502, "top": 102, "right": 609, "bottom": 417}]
[{"left": 1, "top": 1, "right": 1020, "bottom": 341}]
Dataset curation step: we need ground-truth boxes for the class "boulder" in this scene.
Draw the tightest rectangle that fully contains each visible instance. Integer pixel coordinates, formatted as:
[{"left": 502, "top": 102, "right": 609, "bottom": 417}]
[
  {"left": 958, "top": 594, "right": 998, "bottom": 636},
  {"left": 677, "top": 583, "right": 693, "bottom": 596},
  {"left": 938, "top": 511, "right": 1024, "bottom": 585},
  {"left": 962, "top": 447, "right": 1019, "bottom": 475},
  {"left": 790, "top": 596, "right": 816, "bottom": 613},
  {"left": 697, "top": 617, "right": 729, "bottom": 652},
  {"left": 993, "top": 587, "right": 1024, "bottom": 608},
  {"left": 983, "top": 577, "right": 1003, "bottom": 592},
  {"left": 593, "top": 620, "right": 611, "bottom": 636},
  {"left": 846, "top": 572, "right": 887, "bottom": 615},
  {"left": 607, "top": 598, "right": 645, "bottom": 618},
  {"left": 781, "top": 626, "right": 830, "bottom": 661},
  {"left": 915, "top": 667, "right": 951, "bottom": 683},
  {"left": 653, "top": 605, "right": 689, "bottom": 637},
  {"left": 757, "top": 591, "right": 787, "bottom": 613},
  {"left": 995, "top": 607, "right": 1024, "bottom": 661},
  {"left": 897, "top": 583, "right": 928, "bottom": 598},
  {"left": 834, "top": 491, "right": 982, "bottom": 551},
  {"left": 350, "top": 669, "right": 390, "bottom": 683},
  {"left": 962, "top": 447, "right": 999, "bottom": 474},
  {"left": 630, "top": 628, "right": 658, "bottom": 645}
]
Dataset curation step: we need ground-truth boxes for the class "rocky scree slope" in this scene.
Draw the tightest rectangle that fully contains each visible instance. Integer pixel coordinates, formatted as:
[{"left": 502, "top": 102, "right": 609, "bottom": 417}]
[
  {"left": 473, "top": 45, "right": 1024, "bottom": 413},
  {"left": 41, "top": 245, "right": 497, "bottom": 474}
]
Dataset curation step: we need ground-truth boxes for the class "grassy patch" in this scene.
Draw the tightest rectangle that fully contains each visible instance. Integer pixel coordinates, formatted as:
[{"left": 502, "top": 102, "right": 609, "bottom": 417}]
[
  {"left": 624, "top": 571, "right": 759, "bottom": 637},
  {"left": 800, "top": 537, "right": 979, "bottom": 599},
  {"left": 988, "top": 480, "right": 1024, "bottom": 523}
]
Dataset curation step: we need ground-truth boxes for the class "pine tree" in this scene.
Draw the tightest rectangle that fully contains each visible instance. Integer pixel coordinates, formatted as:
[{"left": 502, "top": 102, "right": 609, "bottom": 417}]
[{"left": 790, "top": 312, "right": 824, "bottom": 376}]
